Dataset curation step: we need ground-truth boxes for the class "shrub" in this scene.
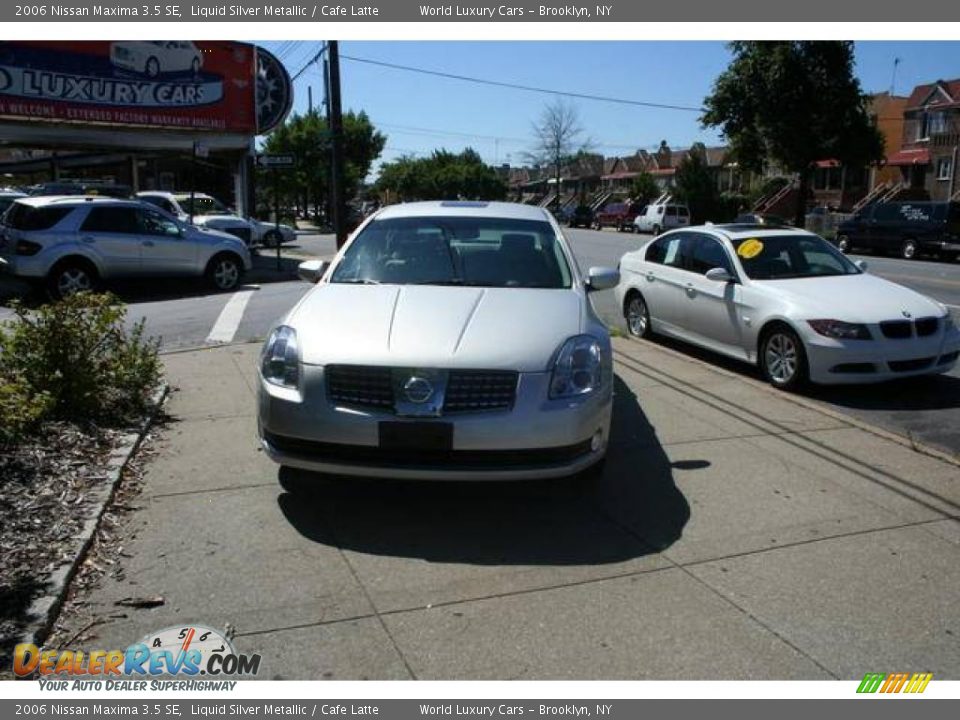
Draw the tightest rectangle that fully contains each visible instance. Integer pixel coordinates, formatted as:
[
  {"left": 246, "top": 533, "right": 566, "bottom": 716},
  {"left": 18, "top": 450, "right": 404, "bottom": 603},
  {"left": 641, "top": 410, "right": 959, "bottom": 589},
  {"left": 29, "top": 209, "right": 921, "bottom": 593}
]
[
  {"left": 0, "top": 372, "right": 51, "bottom": 444},
  {"left": 0, "top": 293, "right": 161, "bottom": 431}
]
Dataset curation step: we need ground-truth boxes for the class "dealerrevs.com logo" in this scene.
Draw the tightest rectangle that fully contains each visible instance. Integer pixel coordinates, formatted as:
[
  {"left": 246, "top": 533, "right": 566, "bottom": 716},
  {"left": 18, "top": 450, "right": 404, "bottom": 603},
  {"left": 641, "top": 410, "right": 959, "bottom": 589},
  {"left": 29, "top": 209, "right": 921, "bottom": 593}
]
[
  {"left": 15, "top": 625, "right": 260, "bottom": 689},
  {"left": 857, "top": 672, "right": 933, "bottom": 694}
]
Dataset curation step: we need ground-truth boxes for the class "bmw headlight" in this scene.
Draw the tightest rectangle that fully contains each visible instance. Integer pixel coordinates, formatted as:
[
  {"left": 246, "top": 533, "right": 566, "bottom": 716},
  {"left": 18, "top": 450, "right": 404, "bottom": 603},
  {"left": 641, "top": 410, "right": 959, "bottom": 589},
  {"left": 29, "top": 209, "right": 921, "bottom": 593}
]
[
  {"left": 260, "top": 326, "right": 299, "bottom": 388},
  {"left": 550, "top": 335, "right": 602, "bottom": 399},
  {"left": 807, "top": 319, "right": 872, "bottom": 340}
]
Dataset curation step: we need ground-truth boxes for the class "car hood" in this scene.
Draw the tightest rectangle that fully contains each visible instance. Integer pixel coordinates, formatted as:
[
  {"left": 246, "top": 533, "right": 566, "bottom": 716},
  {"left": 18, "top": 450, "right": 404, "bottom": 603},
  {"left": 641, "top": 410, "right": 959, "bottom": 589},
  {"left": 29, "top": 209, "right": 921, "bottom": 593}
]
[
  {"left": 195, "top": 214, "right": 251, "bottom": 228},
  {"left": 289, "top": 284, "right": 584, "bottom": 372},
  {"left": 759, "top": 273, "right": 945, "bottom": 323}
]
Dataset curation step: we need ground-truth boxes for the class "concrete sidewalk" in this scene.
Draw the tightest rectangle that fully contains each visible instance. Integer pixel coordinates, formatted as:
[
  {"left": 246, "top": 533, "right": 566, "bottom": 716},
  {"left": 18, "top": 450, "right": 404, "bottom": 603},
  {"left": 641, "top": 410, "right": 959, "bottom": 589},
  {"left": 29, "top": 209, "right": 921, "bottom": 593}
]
[{"left": 51, "top": 336, "right": 960, "bottom": 680}]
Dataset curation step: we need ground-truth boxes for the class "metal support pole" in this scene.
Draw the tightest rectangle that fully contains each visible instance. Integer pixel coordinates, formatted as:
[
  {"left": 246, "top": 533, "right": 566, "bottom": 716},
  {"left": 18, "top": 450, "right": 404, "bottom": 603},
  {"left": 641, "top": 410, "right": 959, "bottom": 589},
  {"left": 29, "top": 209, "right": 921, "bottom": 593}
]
[{"left": 328, "top": 41, "right": 347, "bottom": 249}]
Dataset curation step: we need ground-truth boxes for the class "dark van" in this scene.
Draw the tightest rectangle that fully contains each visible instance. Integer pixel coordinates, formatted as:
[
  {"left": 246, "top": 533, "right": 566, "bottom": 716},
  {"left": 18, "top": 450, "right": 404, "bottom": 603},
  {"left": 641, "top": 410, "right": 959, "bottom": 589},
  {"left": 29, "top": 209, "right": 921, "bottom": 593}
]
[{"left": 835, "top": 201, "right": 960, "bottom": 261}]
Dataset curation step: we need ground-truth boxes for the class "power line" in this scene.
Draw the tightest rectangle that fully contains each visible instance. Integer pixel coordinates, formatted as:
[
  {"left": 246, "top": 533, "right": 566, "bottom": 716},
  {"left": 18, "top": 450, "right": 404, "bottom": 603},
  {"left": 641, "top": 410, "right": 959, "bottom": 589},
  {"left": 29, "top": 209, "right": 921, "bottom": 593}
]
[
  {"left": 290, "top": 43, "right": 329, "bottom": 83},
  {"left": 341, "top": 54, "right": 705, "bottom": 113}
]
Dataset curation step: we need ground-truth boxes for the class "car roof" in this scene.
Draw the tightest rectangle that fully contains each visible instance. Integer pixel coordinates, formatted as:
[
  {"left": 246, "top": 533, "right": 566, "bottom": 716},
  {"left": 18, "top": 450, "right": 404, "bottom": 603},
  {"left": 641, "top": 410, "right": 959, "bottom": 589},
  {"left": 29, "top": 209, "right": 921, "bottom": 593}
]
[
  {"left": 669, "top": 224, "right": 817, "bottom": 241},
  {"left": 15, "top": 195, "right": 147, "bottom": 208},
  {"left": 374, "top": 200, "right": 552, "bottom": 222}
]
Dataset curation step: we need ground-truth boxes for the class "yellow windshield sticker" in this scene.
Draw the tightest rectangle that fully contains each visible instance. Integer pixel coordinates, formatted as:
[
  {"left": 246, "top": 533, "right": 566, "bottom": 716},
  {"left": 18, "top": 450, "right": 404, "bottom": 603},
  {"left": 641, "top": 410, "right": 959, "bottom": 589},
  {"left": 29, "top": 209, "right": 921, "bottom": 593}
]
[{"left": 737, "top": 238, "right": 764, "bottom": 259}]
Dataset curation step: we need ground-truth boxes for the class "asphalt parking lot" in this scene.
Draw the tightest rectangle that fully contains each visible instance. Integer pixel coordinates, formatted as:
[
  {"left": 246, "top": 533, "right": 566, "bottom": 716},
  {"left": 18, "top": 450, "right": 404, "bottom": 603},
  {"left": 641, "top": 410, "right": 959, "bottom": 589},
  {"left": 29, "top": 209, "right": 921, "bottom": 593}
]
[{"left": 48, "top": 335, "right": 960, "bottom": 680}]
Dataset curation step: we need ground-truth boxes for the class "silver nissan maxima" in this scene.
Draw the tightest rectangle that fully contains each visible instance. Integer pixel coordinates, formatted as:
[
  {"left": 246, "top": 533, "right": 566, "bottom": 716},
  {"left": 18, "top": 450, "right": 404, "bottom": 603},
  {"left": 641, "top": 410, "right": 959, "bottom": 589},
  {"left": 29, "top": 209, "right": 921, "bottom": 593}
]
[{"left": 257, "top": 200, "right": 619, "bottom": 481}]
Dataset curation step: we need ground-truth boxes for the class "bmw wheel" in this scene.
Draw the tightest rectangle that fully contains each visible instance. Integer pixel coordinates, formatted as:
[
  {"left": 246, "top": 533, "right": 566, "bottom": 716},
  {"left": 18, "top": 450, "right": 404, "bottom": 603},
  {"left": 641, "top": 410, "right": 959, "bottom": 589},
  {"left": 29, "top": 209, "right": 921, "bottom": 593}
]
[
  {"left": 625, "top": 294, "right": 652, "bottom": 339},
  {"left": 760, "top": 326, "right": 808, "bottom": 391}
]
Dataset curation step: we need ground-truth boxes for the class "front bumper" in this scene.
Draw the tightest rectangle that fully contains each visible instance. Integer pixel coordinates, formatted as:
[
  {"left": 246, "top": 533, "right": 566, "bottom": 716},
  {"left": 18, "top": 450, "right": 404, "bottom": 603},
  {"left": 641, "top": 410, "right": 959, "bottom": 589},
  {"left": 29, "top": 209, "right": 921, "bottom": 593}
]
[
  {"left": 803, "top": 323, "right": 960, "bottom": 384},
  {"left": 258, "top": 367, "right": 612, "bottom": 480}
]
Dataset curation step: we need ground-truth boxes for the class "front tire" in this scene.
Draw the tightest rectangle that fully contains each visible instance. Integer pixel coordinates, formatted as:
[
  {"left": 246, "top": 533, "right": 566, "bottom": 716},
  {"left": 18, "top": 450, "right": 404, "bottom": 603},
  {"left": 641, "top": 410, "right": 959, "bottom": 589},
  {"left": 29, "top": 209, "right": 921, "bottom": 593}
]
[
  {"left": 206, "top": 254, "right": 243, "bottom": 292},
  {"left": 652, "top": 224, "right": 661, "bottom": 236},
  {"left": 625, "top": 293, "right": 652, "bottom": 339},
  {"left": 901, "top": 238, "right": 918, "bottom": 260},
  {"left": 836, "top": 234, "right": 851, "bottom": 253},
  {"left": 47, "top": 259, "right": 99, "bottom": 300},
  {"left": 760, "top": 325, "right": 808, "bottom": 391},
  {"left": 263, "top": 230, "right": 283, "bottom": 248}
]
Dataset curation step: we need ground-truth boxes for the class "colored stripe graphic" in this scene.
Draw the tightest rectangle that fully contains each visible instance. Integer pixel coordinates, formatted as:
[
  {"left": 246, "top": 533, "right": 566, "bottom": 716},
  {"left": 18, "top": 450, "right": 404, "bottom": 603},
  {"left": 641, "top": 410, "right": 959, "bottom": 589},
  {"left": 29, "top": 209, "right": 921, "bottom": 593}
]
[{"left": 858, "top": 672, "right": 932, "bottom": 694}]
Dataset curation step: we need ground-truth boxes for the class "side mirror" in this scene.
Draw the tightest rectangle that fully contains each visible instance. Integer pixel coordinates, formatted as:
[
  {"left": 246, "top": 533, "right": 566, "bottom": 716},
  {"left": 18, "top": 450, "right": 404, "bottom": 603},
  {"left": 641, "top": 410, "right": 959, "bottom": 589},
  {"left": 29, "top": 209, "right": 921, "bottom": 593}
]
[
  {"left": 586, "top": 266, "right": 620, "bottom": 292},
  {"left": 855, "top": 260, "right": 868, "bottom": 272},
  {"left": 297, "top": 259, "right": 329, "bottom": 284},
  {"left": 705, "top": 267, "right": 735, "bottom": 283}
]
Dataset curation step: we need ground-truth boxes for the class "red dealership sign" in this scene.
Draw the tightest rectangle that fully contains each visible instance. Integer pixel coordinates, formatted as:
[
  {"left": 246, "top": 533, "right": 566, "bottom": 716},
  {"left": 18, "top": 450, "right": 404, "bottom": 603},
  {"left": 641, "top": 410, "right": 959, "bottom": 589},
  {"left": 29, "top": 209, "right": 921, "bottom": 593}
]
[{"left": 0, "top": 41, "right": 291, "bottom": 135}]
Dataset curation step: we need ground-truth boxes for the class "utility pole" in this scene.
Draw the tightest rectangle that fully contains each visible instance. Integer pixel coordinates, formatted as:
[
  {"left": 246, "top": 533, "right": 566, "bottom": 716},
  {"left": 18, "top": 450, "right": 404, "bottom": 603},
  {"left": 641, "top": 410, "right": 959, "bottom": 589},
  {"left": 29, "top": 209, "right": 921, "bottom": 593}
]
[
  {"left": 308, "top": 85, "right": 313, "bottom": 114},
  {"left": 327, "top": 40, "right": 347, "bottom": 249}
]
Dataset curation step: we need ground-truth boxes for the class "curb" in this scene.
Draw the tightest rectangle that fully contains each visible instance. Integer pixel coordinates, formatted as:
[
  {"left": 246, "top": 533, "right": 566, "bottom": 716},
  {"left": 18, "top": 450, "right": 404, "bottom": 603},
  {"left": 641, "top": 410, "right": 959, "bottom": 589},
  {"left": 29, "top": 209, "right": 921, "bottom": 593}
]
[
  {"left": 16, "top": 383, "right": 170, "bottom": 651},
  {"left": 615, "top": 335, "right": 960, "bottom": 469}
]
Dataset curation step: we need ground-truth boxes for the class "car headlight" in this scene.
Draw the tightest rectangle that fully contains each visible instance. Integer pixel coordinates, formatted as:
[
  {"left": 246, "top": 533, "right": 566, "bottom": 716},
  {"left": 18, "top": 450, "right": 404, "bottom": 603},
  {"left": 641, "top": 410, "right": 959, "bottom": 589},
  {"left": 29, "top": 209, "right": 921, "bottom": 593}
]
[
  {"left": 260, "top": 326, "right": 299, "bottom": 388},
  {"left": 807, "top": 319, "right": 872, "bottom": 340},
  {"left": 550, "top": 335, "right": 602, "bottom": 399}
]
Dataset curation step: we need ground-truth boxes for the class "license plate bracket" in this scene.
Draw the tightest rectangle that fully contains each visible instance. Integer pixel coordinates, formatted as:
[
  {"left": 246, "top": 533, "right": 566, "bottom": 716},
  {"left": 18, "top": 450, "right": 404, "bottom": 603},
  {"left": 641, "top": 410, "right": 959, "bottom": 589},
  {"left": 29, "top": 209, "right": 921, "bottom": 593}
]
[{"left": 378, "top": 421, "right": 453, "bottom": 451}]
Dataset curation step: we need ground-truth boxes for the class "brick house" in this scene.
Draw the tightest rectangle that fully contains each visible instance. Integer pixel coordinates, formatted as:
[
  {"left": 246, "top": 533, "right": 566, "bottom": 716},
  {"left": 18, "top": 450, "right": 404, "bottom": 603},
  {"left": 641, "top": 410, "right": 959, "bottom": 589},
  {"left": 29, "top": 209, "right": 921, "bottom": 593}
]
[{"left": 888, "top": 78, "right": 960, "bottom": 202}]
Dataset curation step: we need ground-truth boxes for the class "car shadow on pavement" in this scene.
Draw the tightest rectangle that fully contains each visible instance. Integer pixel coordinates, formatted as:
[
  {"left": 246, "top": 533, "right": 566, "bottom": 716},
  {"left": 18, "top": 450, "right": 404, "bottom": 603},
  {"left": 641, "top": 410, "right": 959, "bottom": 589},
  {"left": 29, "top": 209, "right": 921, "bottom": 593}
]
[
  {"left": 645, "top": 333, "right": 960, "bottom": 412},
  {"left": 276, "top": 375, "right": 693, "bottom": 566}
]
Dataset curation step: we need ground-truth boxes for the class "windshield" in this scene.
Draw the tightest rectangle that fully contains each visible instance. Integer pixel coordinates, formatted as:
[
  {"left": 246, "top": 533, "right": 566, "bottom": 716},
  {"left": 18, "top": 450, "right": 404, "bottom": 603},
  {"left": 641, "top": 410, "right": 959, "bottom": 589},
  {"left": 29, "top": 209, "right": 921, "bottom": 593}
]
[
  {"left": 732, "top": 234, "right": 861, "bottom": 280},
  {"left": 331, "top": 216, "right": 573, "bottom": 288},
  {"left": 177, "top": 196, "right": 231, "bottom": 216}
]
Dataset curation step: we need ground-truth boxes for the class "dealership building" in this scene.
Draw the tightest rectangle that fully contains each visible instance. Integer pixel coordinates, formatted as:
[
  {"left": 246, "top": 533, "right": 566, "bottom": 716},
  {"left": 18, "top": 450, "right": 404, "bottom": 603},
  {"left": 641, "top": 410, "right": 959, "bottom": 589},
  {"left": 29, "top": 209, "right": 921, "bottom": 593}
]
[{"left": 0, "top": 41, "right": 292, "bottom": 214}]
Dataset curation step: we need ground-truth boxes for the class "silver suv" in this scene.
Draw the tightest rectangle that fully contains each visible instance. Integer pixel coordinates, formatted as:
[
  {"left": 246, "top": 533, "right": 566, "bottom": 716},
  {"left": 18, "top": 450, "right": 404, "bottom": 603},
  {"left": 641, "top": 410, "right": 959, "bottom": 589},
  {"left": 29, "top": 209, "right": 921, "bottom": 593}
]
[{"left": 0, "top": 196, "right": 252, "bottom": 298}]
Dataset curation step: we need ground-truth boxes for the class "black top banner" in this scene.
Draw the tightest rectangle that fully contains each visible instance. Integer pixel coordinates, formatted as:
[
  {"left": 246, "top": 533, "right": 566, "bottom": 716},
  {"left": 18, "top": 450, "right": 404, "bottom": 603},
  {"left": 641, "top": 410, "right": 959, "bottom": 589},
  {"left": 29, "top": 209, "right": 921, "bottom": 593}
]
[{"left": 4, "top": 0, "right": 960, "bottom": 22}]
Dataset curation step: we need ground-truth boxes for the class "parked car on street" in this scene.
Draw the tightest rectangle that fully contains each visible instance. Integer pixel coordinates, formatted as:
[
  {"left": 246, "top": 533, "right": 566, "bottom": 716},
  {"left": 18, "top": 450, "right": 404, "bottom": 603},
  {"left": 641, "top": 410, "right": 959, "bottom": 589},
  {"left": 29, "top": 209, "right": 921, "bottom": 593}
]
[
  {"left": 0, "top": 189, "right": 27, "bottom": 219},
  {"left": 0, "top": 196, "right": 251, "bottom": 298},
  {"left": 594, "top": 202, "right": 642, "bottom": 231},
  {"left": 633, "top": 203, "right": 691, "bottom": 235},
  {"left": 616, "top": 225, "right": 959, "bottom": 389},
  {"left": 257, "top": 200, "right": 619, "bottom": 482},
  {"left": 835, "top": 201, "right": 960, "bottom": 261},
  {"left": 138, "top": 191, "right": 296, "bottom": 247},
  {"left": 566, "top": 204, "right": 595, "bottom": 229}
]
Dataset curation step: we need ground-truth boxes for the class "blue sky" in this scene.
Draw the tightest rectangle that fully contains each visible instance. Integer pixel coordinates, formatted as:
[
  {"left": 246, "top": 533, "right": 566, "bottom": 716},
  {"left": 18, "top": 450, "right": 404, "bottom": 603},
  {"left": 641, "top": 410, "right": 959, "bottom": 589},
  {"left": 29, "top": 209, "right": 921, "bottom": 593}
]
[{"left": 259, "top": 41, "right": 960, "bottom": 175}]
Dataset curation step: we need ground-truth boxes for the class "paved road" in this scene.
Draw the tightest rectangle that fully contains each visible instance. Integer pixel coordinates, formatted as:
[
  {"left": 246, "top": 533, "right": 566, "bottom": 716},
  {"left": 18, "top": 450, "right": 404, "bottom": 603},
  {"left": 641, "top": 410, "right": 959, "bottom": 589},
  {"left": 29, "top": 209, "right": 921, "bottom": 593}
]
[{"left": 2, "top": 227, "right": 958, "bottom": 456}]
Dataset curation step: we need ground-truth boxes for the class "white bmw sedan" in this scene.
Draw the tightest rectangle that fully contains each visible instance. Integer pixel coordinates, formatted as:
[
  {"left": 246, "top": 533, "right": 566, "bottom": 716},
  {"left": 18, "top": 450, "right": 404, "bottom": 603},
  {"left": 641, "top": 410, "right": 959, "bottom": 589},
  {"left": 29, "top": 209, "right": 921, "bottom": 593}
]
[
  {"left": 257, "top": 201, "right": 619, "bottom": 481},
  {"left": 615, "top": 225, "right": 960, "bottom": 389}
]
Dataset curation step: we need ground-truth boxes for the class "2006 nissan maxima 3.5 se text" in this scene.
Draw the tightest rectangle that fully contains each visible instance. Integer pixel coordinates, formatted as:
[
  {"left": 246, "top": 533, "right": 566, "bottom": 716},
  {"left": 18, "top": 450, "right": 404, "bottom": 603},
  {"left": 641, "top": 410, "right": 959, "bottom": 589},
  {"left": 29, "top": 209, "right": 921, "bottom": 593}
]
[{"left": 257, "top": 201, "right": 620, "bottom": 481}]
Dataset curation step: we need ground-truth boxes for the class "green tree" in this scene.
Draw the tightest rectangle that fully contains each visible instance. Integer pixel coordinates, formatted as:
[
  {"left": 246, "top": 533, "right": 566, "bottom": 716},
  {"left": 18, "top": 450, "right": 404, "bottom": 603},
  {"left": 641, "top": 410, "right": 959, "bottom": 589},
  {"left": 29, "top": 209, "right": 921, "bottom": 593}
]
[
  {"left": 376, "top": 148, "right": 507, "bottom": 201},
  {"left": 257, "top": 110, "right": 386, "bottom": 220},
  {"left": 629, "top": 171, "right": 660, "bottom": 206},
  {"left": 673, "top": 144, "right": 719, "bottom": 224},
  {"left": 702, "top": 41, "right": 884, "bottom": 226}
]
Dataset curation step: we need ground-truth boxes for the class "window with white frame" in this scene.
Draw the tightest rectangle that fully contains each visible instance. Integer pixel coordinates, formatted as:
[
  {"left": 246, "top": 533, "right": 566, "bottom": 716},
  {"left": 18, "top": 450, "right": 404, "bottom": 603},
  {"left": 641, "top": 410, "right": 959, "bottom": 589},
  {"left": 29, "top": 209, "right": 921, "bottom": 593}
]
[{"left": 936, "top": 157, "right": 953, "bottom": 181}]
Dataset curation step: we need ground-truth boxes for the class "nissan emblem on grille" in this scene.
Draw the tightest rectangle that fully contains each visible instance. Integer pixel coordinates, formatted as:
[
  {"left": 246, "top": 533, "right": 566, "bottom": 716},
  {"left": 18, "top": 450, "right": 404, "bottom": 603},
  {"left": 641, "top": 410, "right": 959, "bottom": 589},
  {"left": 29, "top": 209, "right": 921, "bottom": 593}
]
[
  {"left": 403, "top": 376, "right": 434, "bottom": 404},
  {"left": 393, "top": 369, "right": 448, "bottom": 417}
]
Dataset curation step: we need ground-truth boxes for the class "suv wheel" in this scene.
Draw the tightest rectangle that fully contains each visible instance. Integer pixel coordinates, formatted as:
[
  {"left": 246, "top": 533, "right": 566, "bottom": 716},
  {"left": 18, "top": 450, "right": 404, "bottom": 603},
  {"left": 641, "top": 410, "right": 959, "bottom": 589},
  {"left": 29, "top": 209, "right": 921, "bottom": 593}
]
[
  {"left": 206, "top": 254, "right": 243, "bottom": 291},
  {"left": 48, "top": 260, "right": 98, "bottom": 300},
  {"left": 901, "top": 238, "right": 918, "bottom": 260},
  {"left": 652, "top": 224, "right": 661, "bottom": 236},
  {"left": 836, "top": 234, "right": 851, "bottom": 253}
]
